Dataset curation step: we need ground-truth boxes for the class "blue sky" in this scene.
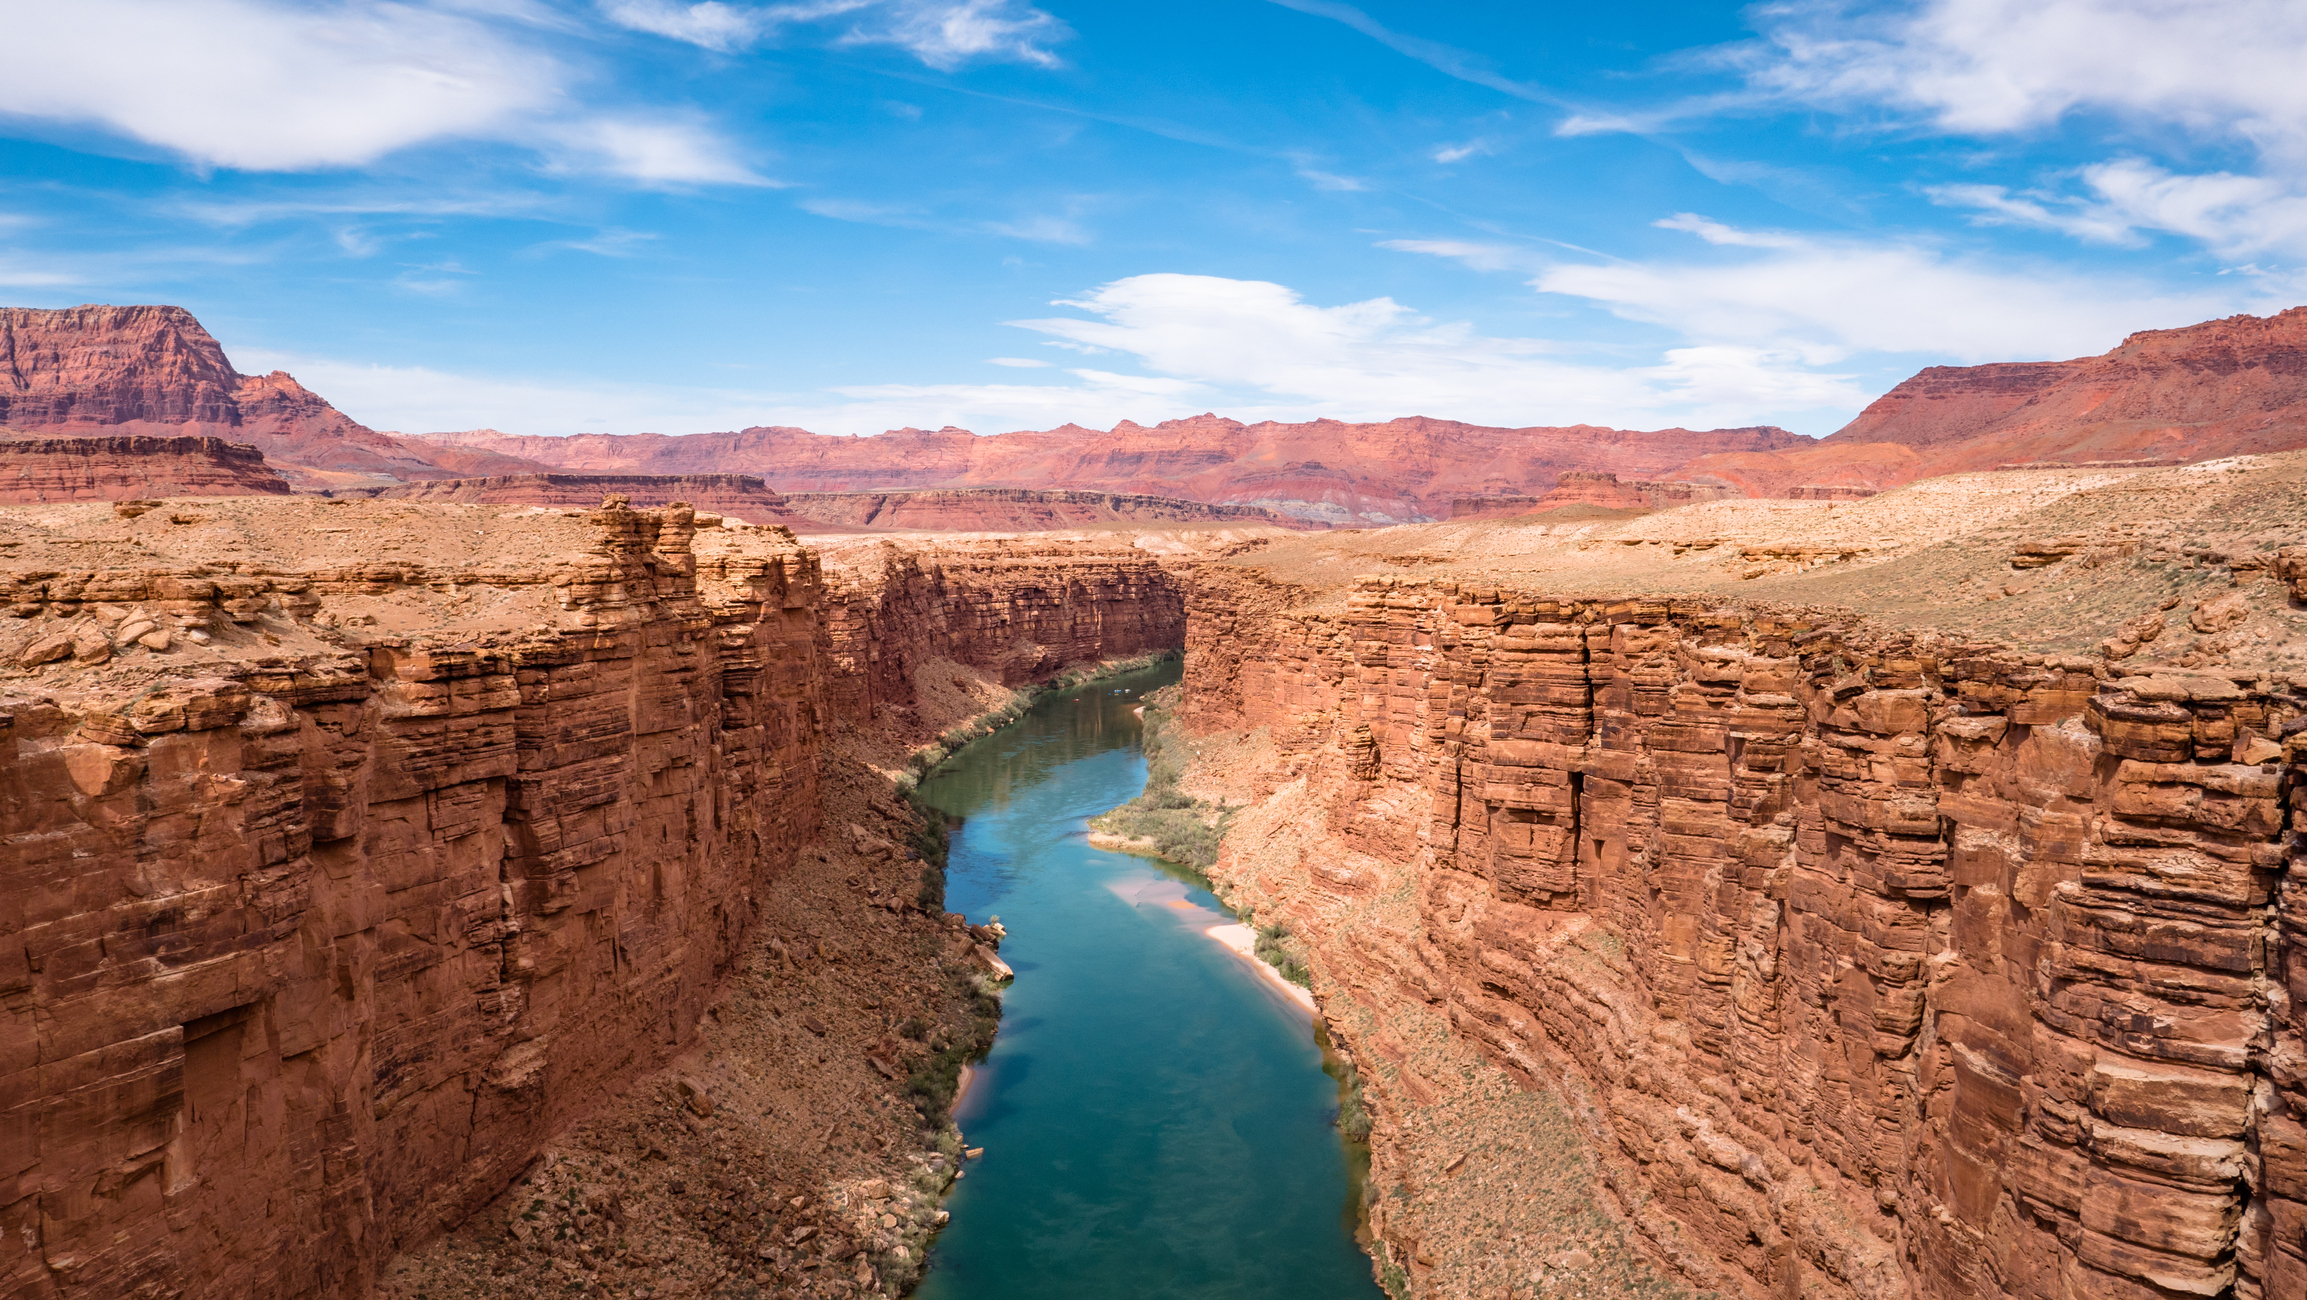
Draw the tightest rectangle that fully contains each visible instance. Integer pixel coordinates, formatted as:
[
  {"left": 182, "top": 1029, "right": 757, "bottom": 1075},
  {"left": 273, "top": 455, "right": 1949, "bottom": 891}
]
[{"left": 2, "top": 0, "right": 2302, "bottom": 438}]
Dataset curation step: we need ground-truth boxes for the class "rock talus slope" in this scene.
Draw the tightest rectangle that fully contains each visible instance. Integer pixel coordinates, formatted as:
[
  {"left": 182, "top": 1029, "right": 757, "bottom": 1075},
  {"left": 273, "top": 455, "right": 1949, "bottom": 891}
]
[
  {"left": 1182, "top": 560, "right": 2307, "bottom": 1300},
  {"left": 0, "top": 497, "right": 1189, "bottom": 1300}
]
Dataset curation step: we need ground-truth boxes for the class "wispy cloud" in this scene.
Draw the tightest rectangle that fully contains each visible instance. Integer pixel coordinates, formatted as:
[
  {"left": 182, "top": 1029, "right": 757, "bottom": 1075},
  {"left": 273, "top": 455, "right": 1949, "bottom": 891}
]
[
  {"left": 1263, "top": 0, "right": 1560, "bottom": 106},
  {"left": 1933, "top": 161, "right": 2307, "bottom": 258},
  {"left": 1430, "top": 140, "right": 1488, "bottom": 164},
  {"left": 601, "top": 0, "right": 1069, "bottom": 68},
  {"left": 526, "top": 226, "right": 660, "bottom": 257}
]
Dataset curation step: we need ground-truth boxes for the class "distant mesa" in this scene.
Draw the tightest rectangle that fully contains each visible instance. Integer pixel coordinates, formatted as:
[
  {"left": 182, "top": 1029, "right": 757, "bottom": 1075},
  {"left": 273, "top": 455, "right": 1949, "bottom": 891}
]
[
  {"left": 779, "top": 487, "right": 1320, "bottom": 532},
  {"left": 1450, "top": 471, "right": 1735, "bottom": 519},
  {"left": 10, "top": 301, "right": 2307, "bottom": 518},
  {"left": 0, "top": 305, "right": 550, "bottom": 492},
  {"left": 0, "top": 425, "right": 292, "bottom": 502},
  {"left": 422, "top": 417, "right": 1806, "bottom": 524},
  {"left": 1694, "top": 306, "right": 2307, "bottom": 496},
  {"left": 366, "top": 472, "right": 814, "bottom": 527}
]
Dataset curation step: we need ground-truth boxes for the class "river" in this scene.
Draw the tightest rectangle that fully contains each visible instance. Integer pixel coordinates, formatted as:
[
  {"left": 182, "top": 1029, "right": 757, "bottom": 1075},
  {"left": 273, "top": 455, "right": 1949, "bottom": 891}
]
[{"left": 909, "top": 662, "right": 1386, "bottom": 1300}]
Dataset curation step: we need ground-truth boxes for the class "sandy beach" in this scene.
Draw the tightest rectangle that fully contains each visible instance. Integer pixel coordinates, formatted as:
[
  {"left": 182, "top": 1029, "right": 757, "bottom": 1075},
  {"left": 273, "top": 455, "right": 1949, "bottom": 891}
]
[{"left": 1203, "top": 923, "right": 1318, "bottom": 1014}]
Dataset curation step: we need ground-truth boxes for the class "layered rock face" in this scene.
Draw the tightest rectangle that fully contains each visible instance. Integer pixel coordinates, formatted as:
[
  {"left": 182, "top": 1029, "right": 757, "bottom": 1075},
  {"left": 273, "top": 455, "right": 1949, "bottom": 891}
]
[
  {"left": 782, "top": 486, "right": 1312, "bottom": 531},
  {"left": 1185, "top": 571, "right": 2305, "bottom": 1300},
  {"left": 0, "top": 500, "right": 1189, "bottom": 1300},
  {"left": 0, "top": 433, "right": 291, "bottom": 501},
  {"left": 1451, "top": 472, "right": 1735, "bottom": 518},
  {"left": 811, "top": 537, "right": 1187, "bottom": 721},
  {"left": 420, "top": 417, "right": 1807, "bottom": 525},
  {"left": 0, "top": 306, "right": 547, "bottom": 490},
  {"left": 369, "top": 472, "right": 809, "bottom": 526}
]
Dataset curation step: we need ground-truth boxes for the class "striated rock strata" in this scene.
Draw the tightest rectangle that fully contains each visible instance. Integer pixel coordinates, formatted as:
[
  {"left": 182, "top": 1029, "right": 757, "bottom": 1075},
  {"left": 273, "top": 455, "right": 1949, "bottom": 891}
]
[
  {"left": 1183, "top": 570, "right": 2306, "bottom": 1300},
  {"left": 782, "top": 486, "right": 1312, "bottom": 532},
  {"left": 0, "top": 433, "right": 291, "bottom": 501},
  {"left": 1452, "top": 472, "right": 1736, "bottom": 517},
  {"left": 0, "top": 500, "right": 1188, "bottom": 1300},
  {"left": 369, "top": 472, "right": 810, "bottom": 526},
  {"left": 418, "top": 417, "right": 1806, "bottom": 525}
]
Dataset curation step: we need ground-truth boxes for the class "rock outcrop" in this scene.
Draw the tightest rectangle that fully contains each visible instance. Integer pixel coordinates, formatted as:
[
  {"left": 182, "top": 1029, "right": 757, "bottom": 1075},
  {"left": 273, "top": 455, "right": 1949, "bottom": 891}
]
[
  {"left": 782, "top": 486, "right": 1312, "bottom": 531},
  {"left": 0, "top": 498, "right": 1189, "bottom": 1300},
  {"left": 0, "top": 432, "right": 292, "bottom": 500},
  {"left": 368, "top": 472, "right": 810, "bottom": 526},
  {"left": 418, "top": 418, "right": 1808, "bottom": 525},
  {"left": 0, "top": 306, "right": 548, "bottom": 491},
  {"left": 1183, "top": 571, "right": 2306, "bottom": 1300}
]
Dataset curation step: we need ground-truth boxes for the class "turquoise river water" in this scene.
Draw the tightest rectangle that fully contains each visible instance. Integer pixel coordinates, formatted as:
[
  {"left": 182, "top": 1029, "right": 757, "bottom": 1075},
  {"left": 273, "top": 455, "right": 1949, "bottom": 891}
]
[{"left": 910, "top": 662, "right": 1386, "bottom": 1300}]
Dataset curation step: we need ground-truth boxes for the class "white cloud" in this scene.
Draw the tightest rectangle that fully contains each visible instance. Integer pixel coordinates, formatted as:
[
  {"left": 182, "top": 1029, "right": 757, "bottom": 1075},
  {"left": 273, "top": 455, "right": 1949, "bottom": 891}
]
[
  {"left": 0, "top": 0, "right": 756, "bottom": 183},
  {"left": 241, "top": 270, "right": 1888, "bottom": 439},
  {"left": 1007, "top": 272, "right": 1869, "bottom": 428},
  {"left": 986, "top": 356, "right": 1051, "bottom": 367},
  {"left": 603, "top": 0, "right": 1067, "bottom": 68},
  {"left": 1430, "top": 140, "right": 1487, "bottom": 164},
  {"left": 1519, "top": 214, "right": 2240, "bottom": 363}
]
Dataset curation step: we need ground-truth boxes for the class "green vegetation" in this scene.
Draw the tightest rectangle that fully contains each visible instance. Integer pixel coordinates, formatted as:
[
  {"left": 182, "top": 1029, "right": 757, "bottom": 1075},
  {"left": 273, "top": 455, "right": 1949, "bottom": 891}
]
[
  {"left": 1253, "top": 921, "right": 1313, "bottom": 988},
  {"left": 904, "top": 970, "right": 1003, "bottom": 1127},
  {"left": 1086, "top": 683, "right": 1234, "bottom": 869},
  {"left": 1328, "top": 1055, "right": 1372, "bottom": 1143}
]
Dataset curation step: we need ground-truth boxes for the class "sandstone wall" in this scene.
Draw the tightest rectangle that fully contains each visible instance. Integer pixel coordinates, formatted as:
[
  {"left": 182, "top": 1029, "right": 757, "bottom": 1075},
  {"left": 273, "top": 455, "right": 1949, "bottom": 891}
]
[
  {"left": 816, "top": 545, "right": 1188, "bottom": 723},
  {"left": 1186, "top": 570, "right": 2306, "bottom": 1300}
]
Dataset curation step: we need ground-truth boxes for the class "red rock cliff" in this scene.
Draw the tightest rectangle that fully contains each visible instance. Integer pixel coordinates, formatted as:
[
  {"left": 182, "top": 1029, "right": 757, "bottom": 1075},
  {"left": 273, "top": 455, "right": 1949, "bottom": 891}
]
[
  {"left": 0, "top": 306, "right": 547, "bottom": 491},
  {"left": 1185, "top": 571, "right": 2305, "bottom": 1300}
]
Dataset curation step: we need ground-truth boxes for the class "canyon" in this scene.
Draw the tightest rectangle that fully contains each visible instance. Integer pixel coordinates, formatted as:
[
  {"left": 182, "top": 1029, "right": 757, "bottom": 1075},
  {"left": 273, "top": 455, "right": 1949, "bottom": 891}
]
[
  {"left": 7, "top": 300, "right": 2307, "bottom": 1300},
  {"left": 1, "top": 447, "right": 2303, "bottom": 1300}
]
